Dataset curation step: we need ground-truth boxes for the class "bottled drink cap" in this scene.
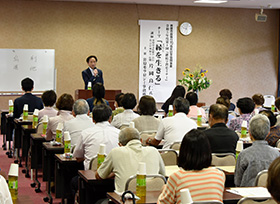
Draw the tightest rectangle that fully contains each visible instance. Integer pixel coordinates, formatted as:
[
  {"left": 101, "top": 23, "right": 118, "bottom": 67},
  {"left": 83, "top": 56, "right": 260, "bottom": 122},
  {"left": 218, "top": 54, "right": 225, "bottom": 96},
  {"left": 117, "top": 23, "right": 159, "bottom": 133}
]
[
  {"left": 241, "top": 121, "right": 247, "bottom": 128},
  {"left": 99, "top": 144, "right": 106, "bottom": 155},
  {"left": 23, "top": 104, "right": 28, "bottom": 111},
  {"left": 56, "top": 122, "right": 63, "bottom": 131},
  {"left": 129, "top": 122, "right": 135, "bottom": 128},
  {"left": 42, "top": 115, "right": 48, "bottom": 123},
  {"left": 8, "top": 163, "right": 19, "bottom": 177},
  {"left": 64, "top": 131, "right": 71, "bottom": 141},
  {"left": 88, "top": 81, "right": 92, "bottom": 87},
  {"left": 9, "top": 100, "right": 13, "bottom": 106},
  {"left": 138, "top": 162, "right": 146, "bottom": 175},
  {"left": 33, "top": 109, "right": 39, "bottom": 116},
  {"left": 197, "top": 108, "right": 202, "bottom": 115},
  {"left": 180, "top": 188, "right": 193, "bottom": 204},
  {"left": 236, "top": 140, "right": 243, "bottom": 151},
  {"left": 168, "top": 105, "right": 173, "bottom": 111}
]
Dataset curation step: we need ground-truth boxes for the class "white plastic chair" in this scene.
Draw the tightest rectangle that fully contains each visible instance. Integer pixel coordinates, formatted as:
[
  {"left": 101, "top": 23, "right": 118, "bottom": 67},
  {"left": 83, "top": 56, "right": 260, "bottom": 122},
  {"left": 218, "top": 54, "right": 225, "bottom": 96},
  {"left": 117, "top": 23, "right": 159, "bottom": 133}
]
[
  {"left": 211, "top": 153, "right": 236, "bottom": 166},
  {"left": 237, "top": 197, "right": 276, "bottom": 204},
  {"left": 158, "top": 149, "right": 178, "bottom": 166},
  {"left": 254, "top": 169, "right": 268, "bottom": 187}
]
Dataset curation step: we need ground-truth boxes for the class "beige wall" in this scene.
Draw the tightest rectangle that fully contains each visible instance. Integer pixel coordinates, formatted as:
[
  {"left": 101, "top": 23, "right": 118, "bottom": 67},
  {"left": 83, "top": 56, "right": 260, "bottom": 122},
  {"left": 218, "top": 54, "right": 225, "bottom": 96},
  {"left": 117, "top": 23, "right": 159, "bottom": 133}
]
[{"left": 0, "top": 0, "right": 279, "bottom": 110}]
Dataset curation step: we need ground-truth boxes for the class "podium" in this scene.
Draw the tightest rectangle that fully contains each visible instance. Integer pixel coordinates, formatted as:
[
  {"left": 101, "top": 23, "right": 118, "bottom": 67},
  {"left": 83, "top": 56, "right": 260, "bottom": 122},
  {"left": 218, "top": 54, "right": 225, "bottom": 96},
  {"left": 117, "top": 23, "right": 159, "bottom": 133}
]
[{"left": 75, "top": 89, "right": 121, "bottom": 110}]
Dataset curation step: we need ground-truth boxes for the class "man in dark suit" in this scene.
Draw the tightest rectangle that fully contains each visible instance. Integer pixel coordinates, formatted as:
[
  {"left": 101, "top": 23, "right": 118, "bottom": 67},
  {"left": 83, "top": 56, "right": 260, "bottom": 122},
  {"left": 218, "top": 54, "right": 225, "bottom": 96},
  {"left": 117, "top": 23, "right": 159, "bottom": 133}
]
[
  {"left": 204, "top": 104, "right": 239, "bottom": 154},
  {"left": 81, "top": 55, "right": 104, "bottom": 89},
  {"left": 13, "top": 77, "right": 44, "bottom": 118}
]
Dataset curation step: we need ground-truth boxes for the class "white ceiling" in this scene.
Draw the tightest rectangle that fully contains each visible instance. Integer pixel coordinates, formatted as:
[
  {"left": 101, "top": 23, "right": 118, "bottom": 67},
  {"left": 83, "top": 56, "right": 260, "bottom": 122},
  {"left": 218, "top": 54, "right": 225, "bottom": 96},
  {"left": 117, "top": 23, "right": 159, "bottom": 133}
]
[{"left": 49, "top": 0, "right": 280, "bottom": 9}]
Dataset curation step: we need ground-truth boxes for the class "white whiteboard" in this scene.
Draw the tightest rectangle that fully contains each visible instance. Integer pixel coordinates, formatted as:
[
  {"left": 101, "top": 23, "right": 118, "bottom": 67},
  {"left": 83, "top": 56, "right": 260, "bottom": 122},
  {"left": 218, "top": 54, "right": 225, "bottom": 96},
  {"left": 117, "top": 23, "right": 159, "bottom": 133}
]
[{"left": 0, "top": 49, "right": 55, "bottom": 92}]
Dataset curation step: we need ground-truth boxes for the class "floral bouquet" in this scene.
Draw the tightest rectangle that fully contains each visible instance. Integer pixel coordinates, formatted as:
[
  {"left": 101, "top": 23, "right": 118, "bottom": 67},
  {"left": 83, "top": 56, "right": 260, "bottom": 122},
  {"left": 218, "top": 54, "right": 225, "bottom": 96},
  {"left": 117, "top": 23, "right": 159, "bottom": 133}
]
[{"left": 178, "top": 64, "right": 212, "bottom": 92}]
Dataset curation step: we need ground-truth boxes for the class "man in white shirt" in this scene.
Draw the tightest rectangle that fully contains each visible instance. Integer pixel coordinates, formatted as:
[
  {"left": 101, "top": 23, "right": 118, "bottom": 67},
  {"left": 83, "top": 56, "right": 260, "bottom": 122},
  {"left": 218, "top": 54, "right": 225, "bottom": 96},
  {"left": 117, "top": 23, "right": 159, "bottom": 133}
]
[
  {"left": 147, "top": 97, "right": 197, "bottom": 149},
  {"left": 96, "top": 127, "right": 165, "bottom": 196},
  {"left": 73, "top": 104, "right": 119, "bottom": 170},
  {"left": 111, "top": 93, "right": 139, "bottom": 128},
  {"left": 64, "top": 99, "right": 94, "bottom": 146}
]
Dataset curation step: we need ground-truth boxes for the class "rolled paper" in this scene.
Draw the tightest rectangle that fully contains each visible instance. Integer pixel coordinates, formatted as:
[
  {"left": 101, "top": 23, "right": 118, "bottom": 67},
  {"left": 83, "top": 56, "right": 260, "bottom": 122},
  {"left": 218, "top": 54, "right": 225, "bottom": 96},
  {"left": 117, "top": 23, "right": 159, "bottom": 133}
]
[
  {"left": 23, "top": 104, "right": 28, "bottom": 111},
  {"left": 33, "top": 109, "right": 39, "bottom": 116},
  {"left": 8, "top": 163, "right": 19, "bottom": 177},
  {"left": 129, "top": 122, "right": 135, "bottom": 128},
  {"left": 56, "top": 122, "right": 63, "bottom": 131},
  {"left": 236, "top": 140, "right": 244, "bottom": 151},
  {"left": 241, "top": 120, "right": 247, "bottom": 128},
  {"left": 138, "top": 162, "right": 146, "bottom": 175},
  {"left": 99, "top": 144, "right": 106, "bottom": 155},
  {"left": 180, "top": 188, "right": 193, "bottom": 204},
  {"left": 9, "top": 100, "right": 13, "bottom": 106},
  {"left": 64, "top": 131, "right": 71, "bottom": 141}
]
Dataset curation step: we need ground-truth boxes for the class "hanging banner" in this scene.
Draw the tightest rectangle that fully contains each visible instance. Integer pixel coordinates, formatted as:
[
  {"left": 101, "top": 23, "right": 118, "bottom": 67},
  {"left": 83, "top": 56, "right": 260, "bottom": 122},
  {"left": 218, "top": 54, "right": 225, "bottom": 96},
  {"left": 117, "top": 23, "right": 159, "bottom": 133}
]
[{"left": 139, "top": 20, "right": 178, "bottom": 103}]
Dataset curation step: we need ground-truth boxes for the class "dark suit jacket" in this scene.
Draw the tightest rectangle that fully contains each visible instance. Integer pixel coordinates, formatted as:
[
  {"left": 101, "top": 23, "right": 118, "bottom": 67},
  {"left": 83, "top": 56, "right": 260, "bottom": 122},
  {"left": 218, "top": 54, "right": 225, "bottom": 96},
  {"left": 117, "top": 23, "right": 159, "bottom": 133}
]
[
  {"left": 204, "top": 123, "right": 239, "bottom": 154},
  {"left": 82, "top": 67, "right": 103, "bottom": 89},
  {"left": 13, "top": 93, "right": 44, "bottom": 118}
]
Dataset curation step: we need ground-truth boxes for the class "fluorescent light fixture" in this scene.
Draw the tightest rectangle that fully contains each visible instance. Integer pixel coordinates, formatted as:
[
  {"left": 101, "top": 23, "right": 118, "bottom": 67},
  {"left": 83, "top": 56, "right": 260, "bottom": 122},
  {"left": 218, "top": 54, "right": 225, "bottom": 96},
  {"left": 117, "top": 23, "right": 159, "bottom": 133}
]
[{"left": 194, "top": 0, "right": 228, "bottom": 4}]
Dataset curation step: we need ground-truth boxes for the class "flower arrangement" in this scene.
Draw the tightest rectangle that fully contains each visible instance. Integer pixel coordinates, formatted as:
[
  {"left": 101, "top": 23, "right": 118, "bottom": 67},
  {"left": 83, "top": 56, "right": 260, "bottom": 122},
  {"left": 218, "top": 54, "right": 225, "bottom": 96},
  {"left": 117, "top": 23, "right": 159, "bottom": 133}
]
[{"left": 178, "top": 64, "right": 212, "bottom": 92}]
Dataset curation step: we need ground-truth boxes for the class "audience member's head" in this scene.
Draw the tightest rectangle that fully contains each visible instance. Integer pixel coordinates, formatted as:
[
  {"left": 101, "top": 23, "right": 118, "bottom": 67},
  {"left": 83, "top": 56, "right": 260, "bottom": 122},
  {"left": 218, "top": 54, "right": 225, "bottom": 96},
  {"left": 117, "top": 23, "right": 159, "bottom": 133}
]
[
  {"left": 259, "top": 110, "right": 276, "bottom": 127},
  {"left": 41, "top": 90, "right": 57, "bottom": 107},
  {"left": 252, "top": 94, "right": 264, "bottom": 107},
  {"left": 138, "top": 95, "right": 157, "bottom": 116},
  {"left": 216, "top": 96, "right": 230, "bottom": 110},
  {"left": 56, "top": 93, "right": 74, "bottom": 111},
  {"left": 275, "top": 97, "right": 280, "bottom": 111},
  {"left": 118, "top": 127, "right": 140, "bottom": 146},
  {"left": 173, "top": 97, "right": 190, "bottom": 115},
  {"left": 92, "top": 104, "right": 112, "bottom": 123},
  {"left": 249, "top": 114, "right": 270, "bottom": 140},
  {"left": 115, "top": 93, "right": 124, "bottom": 108},
  {"left": 21, "top": 77, "right": 34, "bottom": 92},
  {"left": 171, "top": 85, "right": 186, "bottom": 99},
  {"left": 122, "top": 93, "right": 137, "bottom": 110},
  {"left": 92, "top": 83, "right": 105, "bottom": 100},
  {"left": 208, "top": 104, "right": 228, "bottom": 127},
  {"left": 219, "top": 89, "right": 232, "bottom": 100},
  {"left": 73, "top": 99, "right": 89, "bottom": 116},
  {"left": 237, "top": 97, "right": 255, "bottom": 114},
  {"left": 267, "top": 157, "right": 280, "bottom": 204},
  {"left": 178, "top": 129, "right": 212, "bottom": 170},
  {"left": 185, "top": 92, "right": 198, "bottom": 106}
]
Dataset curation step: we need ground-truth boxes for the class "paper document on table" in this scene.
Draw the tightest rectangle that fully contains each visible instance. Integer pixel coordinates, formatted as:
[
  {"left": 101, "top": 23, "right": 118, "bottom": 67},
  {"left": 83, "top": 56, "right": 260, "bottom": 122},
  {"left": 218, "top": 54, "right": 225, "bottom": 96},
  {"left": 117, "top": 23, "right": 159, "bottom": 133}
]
[{"left": 228, "top": 187, "right": 271, "bottom": 197}]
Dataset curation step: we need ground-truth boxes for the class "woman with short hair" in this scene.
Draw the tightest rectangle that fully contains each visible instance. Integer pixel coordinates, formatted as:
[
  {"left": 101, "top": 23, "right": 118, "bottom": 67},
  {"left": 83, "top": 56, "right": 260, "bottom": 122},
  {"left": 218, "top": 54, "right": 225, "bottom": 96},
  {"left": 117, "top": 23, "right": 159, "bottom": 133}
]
[{"left": 157, "top": 129, "right": 225, "bottom": 203}]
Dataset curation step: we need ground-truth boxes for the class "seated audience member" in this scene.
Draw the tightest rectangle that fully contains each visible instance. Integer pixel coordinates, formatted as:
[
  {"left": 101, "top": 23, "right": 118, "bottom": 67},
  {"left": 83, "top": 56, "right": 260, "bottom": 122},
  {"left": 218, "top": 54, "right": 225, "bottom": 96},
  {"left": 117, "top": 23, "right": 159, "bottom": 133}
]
[
  {"left": 161, "top": 85, "right": 186, "bottom": 115},
  {"left": 111, "top": 93, "right": 139, "bottom": 128},
  {"left": 38, "top": 90, "right": 58, "bottom": 121},
  {"left": 252, "top": 94, "right": 264, "bottom": 112},
  {"left": 96, "top": 127, "right": 165, "bottom": 193},
  {"left": 0, "top": 175, "right": 13, "bottom": 204},
  {"left": 216, "top": 96, "right": 235, "bottom": 127},
  {"left": 229, "top": 97, "right": 255, "bottom": 132},
  {"left": 234, "top": 114, "right": 280, "bottom": 187},
  {"left": 204, "top": 104, "right": 239, "bottom": 154},
  {"left": 275, "top": 97, "right": 280, "bottom": 126},
  {"left": 64, "top": 99, "right": 94, "bottom": 146},
  {"left": 112, "top": 92, "right": 124, "bottom": 120},
  {"left": 46, "top": 93, "right": 74, "bottom": 141},
  {"left": 186, "top": 91, "right": 206, "bottom": 119},
  {"left": 267, "top": 157, "right": 280, "bottom": 204},
  {"left": 13, "top": 77, "right": 43, "bottom": 118},
  {"left": 132, "top": 95, "right": 160, "bottom": 133},
  {"left": 259, "top": 110, "right": 280, "bottom": 147},
  {"left": 73, "top": 104, "right": 119, "bottom": 170},
  {"left": 147, "top": 97, "right": 197, "bottom": 149},
  {"left": 219, "top": 89, "right": 235, "bottom": 111},
  {"left": 158, "top": 129, "right": 225, "bottom": 203},
  {"left": 86, "top": 83, "right": 109, "bottom": 112}
]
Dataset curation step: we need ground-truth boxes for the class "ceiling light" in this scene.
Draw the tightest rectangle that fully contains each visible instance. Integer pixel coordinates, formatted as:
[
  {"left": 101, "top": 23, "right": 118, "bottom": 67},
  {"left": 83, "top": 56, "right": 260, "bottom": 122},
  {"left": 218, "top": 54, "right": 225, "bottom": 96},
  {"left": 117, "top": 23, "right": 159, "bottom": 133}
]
[{"left": 194, "top": 0, "right": 228, "bottom": 4}]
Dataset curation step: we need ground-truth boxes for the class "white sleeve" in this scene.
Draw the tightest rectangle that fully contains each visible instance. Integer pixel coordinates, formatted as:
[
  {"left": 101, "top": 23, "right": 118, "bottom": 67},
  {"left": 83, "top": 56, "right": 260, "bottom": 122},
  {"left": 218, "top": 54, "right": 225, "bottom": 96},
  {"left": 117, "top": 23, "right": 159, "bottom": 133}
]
[
  {"left": 155, "top": 120, "right": 164, "bottom": 141},
  {"left": 0, "top": 175, "right": 13, "bottom": 204}
]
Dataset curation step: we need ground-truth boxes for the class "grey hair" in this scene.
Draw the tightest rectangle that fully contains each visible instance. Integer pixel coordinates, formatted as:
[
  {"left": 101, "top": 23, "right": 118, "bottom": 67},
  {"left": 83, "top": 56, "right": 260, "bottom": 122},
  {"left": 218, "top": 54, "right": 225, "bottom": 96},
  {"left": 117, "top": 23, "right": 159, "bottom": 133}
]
[
  {"left": 249, "top": 114, "right": 270, "bottom": 140},
  {"left": 118, "top": 127, "right": 140, "bottom": 146},
  {"left": 73, "top": 99, "right": 89, "bottom": 115}
]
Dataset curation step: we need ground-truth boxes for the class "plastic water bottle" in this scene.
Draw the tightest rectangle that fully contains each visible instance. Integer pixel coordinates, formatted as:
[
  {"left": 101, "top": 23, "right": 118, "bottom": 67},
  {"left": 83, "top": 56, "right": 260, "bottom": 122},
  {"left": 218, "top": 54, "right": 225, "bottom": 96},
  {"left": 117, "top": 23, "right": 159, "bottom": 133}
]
[
  {"left": 42, "top": 115, "right": 48, "bottom": 136},
  {"left": 56, "top": 122, "right": 63, "bottom": 143},
  {"left": 236, "top": 141, "right": 243, "bottom": 160},
  {"left": 97, "top": 144, "right": 106, "bottom": 169},
  {"left": 32, "top": 109, "right": 39, "bottom": 128},
  {"left": 168, "top": 105, "right": 173, "bottom": 117},
  {"left": 197, "top": 109, "right": 202, "bottom": 127},
  {"left": 240, "top": 121, "right": 247, "bottom": 139},
  {"left": 64, "top": 131, "right": 71, "bottom": 154},
  {"left": 23, "top": 104, "right": 28, "bottom": 121},
  {"left": 8, "top": 163, "right": 19, "bottom": 202},
  {"left": 136, "top": 162, "right": 146, "bottom": 203},
  {"left": 87, "top": 82, "right": 92, "bottom": 90},
  {"left": 9, "top": 100, "right": 14, "bottom": 114}
]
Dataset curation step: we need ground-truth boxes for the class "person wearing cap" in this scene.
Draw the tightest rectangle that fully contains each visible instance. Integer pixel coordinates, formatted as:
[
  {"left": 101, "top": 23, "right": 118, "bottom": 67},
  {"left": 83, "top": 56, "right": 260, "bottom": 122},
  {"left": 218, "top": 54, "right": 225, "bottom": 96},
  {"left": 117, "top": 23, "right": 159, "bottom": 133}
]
[
  {"left": 13, "top": 77, "right": 43, "bottom": 118},
  {"left": 185, "top": 91, "right": 206, "bottom": 119},
  {"left": 64, "top": 99, "right": 94, "bottom": 146},
  {"left": 229, "top": 97, "right": 255, "bottom": 132},
  {"left": 234, "top": 114, "right": 280, "bottom": 187},
  {"left": 82, "top": 55, "right": 104, "bottom": 90},
  {"left": 96, "top": 127, "right": 165, "bottom": 198},
  {"left": 111, "top": 93, "right": 140, "bottom": 129},
  {"left": 73, "top": 104, "right": 119, "bottom": 170},
  {"left": 46, "top": 93, "right": 74, "bottom": 141},
  {"left": 38, "top": 90, "right": 58, "bottom": 121},
  {"left": 146, "top": 97, "right": 197, "bottom": 149},
  {"left": 204, "top": 104, "right": 239, "bottom": 154}
]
